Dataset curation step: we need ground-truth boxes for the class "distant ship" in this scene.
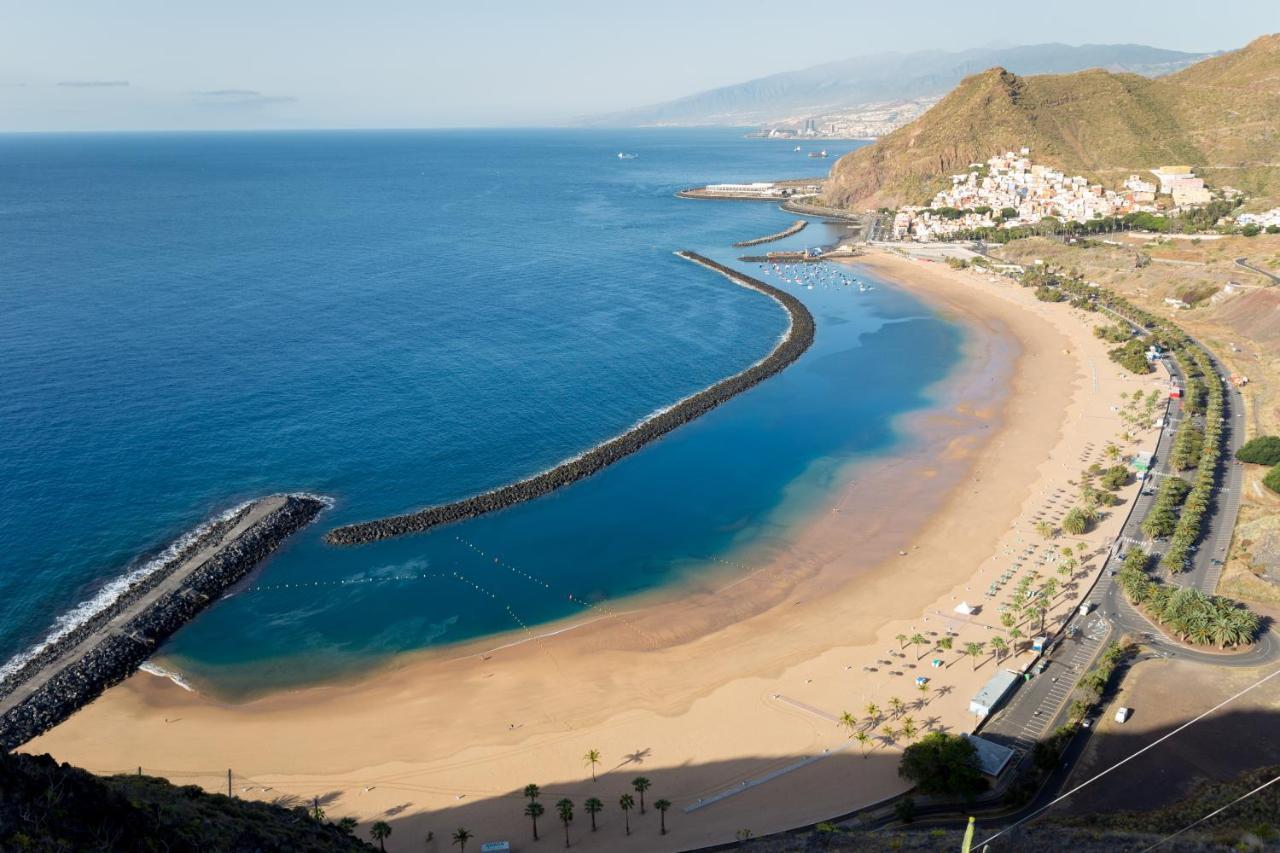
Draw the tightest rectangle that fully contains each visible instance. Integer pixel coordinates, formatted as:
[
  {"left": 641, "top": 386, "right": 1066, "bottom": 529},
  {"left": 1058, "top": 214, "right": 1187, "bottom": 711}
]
[
  {"left": 617, "top": 152, "right": 638, "bottom": 160},
  {"left": 808, "top": 150, "right": 829, "bottom": 158},
  {"left": 794, "top": 145, "right": 802, "bottom": 152}
]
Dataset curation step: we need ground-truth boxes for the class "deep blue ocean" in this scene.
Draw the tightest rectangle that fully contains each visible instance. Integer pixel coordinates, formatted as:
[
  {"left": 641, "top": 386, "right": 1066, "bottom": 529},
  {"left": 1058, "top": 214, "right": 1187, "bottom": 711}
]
[{"left": 0, "top": 129, "right": 965, "bottom": 694}]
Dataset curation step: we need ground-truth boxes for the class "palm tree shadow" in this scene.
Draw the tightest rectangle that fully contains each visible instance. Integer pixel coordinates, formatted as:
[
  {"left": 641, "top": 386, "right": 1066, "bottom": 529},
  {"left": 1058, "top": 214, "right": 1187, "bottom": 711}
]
[{"left": 614, "top": 748, "right": 651, "bottom": 770}]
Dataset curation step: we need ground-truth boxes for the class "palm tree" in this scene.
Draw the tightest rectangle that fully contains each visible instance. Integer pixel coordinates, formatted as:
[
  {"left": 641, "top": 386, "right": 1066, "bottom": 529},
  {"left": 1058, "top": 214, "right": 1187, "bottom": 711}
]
[
  {"left": 909, "top": 632, "right": 928, "bottom": 659},
  {"left": 990, "top": 636, "right": 1009, "bottom": 662},
  {"left": 526, "top": 801, "right": 545, "bottom": 840},
  {"left": 864, "top": 701, "right": 881, "bottom": 726},
  {"left": 655, "top": 799, "right": 672, "bottom": 835},
  {"left": 937, "top": 636, "right": 954, "bottom": 652},
  {"left": 632, "top": 776, "right": 651, "bottom": 813},
  {"left": 1000, "top": 612, "right": 1015, "bottom": 631},
  {"left": 1036, "top": 520, "right": 1056, "bottom": 539},
  {"left": 881, "top": 725, "right": 897, "bottom": 746},
  {"left": 965, "top": 641, "right": 985, "bottom": 670},
  {"left": 915, "top": 681, "right": 930, "bottom": 706},
  {"left": 370, "top": 821, "right": 392, "bottom": 852},
  {"left": 838, "top": 710, "right": 858, "bottom": 737},
  {"left": 619, "top": 793, "right": 635, "bottom": 836},
  {"left": 584, "top": 749, "right": 601, "bottom": 782},
  {"left": 557, "top": 798, "right": 574, "bottom": 848},
  {"left": 895, "top": 632, "right": 908, "bottom": 650},
  {"left": 1008, "top": 627, "right": 1023, "bottom": 654},
  {"left": 888, "top": 696, "right": 905, "bottom": 718},
  {"left": 585, "top": 796, "right": 603, "bottom": 831},
  {"left": 452, "top": 827, "right": 472, "bottom": 853},
  {"left": 901, "top": 717, "right": 918, "bottom": 743},
  {"left": 524, "top": 783, "right": 541, "bottom": 803},
  {"left": 854, "top": 731, "right": 871, "bottom": 757}
]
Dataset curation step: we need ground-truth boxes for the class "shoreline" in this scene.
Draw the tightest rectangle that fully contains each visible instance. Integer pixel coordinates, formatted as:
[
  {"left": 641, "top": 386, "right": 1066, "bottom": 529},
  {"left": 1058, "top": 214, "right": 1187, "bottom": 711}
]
[
  {"left": 325, "top": 252, "right": 815, "bottom": 546},
  {"left": 25, "top": 250, "right": 1161, "bottom": 851}
]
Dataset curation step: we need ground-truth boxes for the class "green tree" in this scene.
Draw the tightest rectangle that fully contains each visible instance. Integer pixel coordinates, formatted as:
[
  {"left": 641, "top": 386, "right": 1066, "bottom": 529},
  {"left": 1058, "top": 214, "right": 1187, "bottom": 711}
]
[
  {"left": 838, "top": 710, "right": 858, "bottom": 737},
  {"left": 964, "top": 641, "right": 985, "bottom": 670},
  {"left": 619, "top": 793, "right": 635, "bottom": 836},
  {"left": 865, "top": 702, "right": 881, "bottom": 727},
  {"left": 584, "top": 749, "right": 601, "bottom": 782},
  {"left": 937, "top": 636, "right": 954, "bottom": 652},
  {"left": 889, "top": 696, "right": 905, "bottom": 718},
  {"left": 370, "top": 821, "right": 392, "bottom": 852},
  {"left": 898, "top": 732, "right": 986, "bottom": 798},
  {"left": 1266, "top": 464, "right": 1280, "bottom": 495},
  {"left": 557, "top": 798, "right": 574, "bottom": 848},
  {"left": 584, "top": 796, "right": 603, "bottom": 831},
  {"left": 895, "top": 632, "right": 908, "bottom": 650},
  {"left": 990, "top": 636, "right": 1009, "bottom": 662},
  {"left": 1237, "top": 436, "right": 1280, "bottom": 465},
  {"left": 525, "top": 801, "right": 545, "bottom": 840},
  {"left": 655, "top": 799, "right": 672, "bottom": 835},
  {"left": 524, "top": 783, "right": 541, "bottom": 802},
  {"left": 901, "top": 716, "right": 918, "bottom": 743},
  {"left": 854, "top": 731, "right": 871, "bottom": 757},
  {"left": 336, "top": 817, "right": 358, "bottom": 836},
  {"left": 632, "top": 776, "right": 651, "bottom": 814},
  {"left": 909, "top": 632, "right": 929, "bottom": 659},
  {"left": 452, "top": 827, "right": 472, "bottom": 853}
]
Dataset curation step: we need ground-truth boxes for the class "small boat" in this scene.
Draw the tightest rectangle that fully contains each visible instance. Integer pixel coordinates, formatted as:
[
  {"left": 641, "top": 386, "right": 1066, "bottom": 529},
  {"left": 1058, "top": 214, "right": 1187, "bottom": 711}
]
[
  {"left": 617, "top": 152, "right": 638, "bottom": 160},
  {"left": 794, "top": 145, "right": 802, "bottom": 152},
  {"left": 807, "top": 149, "right": 829, "bottom": 158}
]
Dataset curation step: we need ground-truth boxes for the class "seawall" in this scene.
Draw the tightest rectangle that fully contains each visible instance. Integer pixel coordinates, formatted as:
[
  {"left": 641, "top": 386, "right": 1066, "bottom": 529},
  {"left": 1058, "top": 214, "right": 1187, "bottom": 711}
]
[
  {"left": 733, "top": 220, "right": 807, "bottom": 248},
  {"left": 325, "top": 252, "right": 816, "bottom": 545},
  {"left": 0, "top": 494, "right": 326, "bottom": 750}
]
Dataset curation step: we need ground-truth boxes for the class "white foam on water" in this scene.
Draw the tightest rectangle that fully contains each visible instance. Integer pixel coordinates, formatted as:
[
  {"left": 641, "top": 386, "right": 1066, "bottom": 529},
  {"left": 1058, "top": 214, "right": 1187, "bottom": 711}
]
[
  {"left": 0, "top": 499, "right": 256, "bottom": 685},
  {"left": 138, "top": 661, "right": 195, "bottom": 692}
]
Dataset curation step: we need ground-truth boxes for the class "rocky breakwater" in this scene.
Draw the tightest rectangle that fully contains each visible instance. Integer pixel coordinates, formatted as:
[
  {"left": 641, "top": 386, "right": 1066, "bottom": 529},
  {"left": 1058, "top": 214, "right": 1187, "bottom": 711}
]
[
  {"left": 326, "top": 251, "right": 816, "bottom": 545},
  {"left": 733, "top": 219, "right": 807, "bottom": 248},
  {"left": 0, "top": 494, "right": 326, "bottom": 750}
]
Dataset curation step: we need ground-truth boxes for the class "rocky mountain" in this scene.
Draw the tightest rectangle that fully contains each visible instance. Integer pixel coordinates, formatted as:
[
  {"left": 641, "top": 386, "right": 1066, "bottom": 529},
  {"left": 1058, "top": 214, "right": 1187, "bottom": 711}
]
[
  {"left": 822, "top": 34, "right": 1280, "bottom": 210},
  {"left": 584, "top": 43, "right": 1209, "bottom": 127}
]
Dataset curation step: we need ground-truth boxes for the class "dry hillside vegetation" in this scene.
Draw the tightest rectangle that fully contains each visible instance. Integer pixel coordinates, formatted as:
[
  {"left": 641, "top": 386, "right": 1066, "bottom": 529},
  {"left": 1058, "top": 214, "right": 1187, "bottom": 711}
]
[{"left": 825, "top": 34, "right": 1280, "bottom": 209}]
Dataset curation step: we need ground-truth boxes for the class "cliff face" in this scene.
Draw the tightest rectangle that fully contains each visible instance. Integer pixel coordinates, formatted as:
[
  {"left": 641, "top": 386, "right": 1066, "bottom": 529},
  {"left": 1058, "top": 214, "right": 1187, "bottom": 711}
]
[{"left": 823, "top": 34, "right": 1280, "bottom": 209}]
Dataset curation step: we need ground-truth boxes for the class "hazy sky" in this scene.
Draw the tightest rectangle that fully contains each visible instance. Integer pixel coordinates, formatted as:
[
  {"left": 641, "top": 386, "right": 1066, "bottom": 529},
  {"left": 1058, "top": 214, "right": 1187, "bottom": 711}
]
[{"left": 2, "top": 0, "right": 1276, "bottom": 131}]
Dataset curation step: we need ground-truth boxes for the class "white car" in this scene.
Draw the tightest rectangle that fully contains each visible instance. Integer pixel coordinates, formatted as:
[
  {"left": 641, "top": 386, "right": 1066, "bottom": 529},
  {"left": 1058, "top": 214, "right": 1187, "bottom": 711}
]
[{"left": 1114, "top": 707, "right": 1132, "bottom": 724}]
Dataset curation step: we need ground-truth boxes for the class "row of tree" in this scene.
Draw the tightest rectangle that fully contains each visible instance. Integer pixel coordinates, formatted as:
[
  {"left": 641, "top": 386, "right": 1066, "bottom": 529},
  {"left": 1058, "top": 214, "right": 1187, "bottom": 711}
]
[
  {"left": 519, "top": 778, "right": 671, "bottom": 847},
  {"left": 1139, "top": 475, "right": 1190, "bottom": 539},
  {"left": 1118, "top": 550, "right": 1260, "bottom": 648}
]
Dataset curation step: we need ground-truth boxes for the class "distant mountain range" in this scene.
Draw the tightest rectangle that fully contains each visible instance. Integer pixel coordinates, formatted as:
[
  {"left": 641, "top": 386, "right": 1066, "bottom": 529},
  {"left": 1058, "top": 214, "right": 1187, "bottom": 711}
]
[
  {"left": 584, "top": 43, "right": 1212, "bottom": 127},
  {"left": 822, "top": 34, "right": 1280, "bottom": 209}
]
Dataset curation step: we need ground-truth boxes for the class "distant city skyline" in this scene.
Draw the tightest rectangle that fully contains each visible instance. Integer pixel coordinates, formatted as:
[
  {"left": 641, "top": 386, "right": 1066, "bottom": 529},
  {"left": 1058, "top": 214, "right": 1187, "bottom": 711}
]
[{"left": 1, "top": 0, "right": 1276, "bottom": 131}]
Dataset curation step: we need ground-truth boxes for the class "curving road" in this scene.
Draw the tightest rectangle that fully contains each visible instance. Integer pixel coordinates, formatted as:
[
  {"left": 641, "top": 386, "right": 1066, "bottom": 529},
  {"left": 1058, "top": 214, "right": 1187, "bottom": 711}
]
[{"left": 1234, "top": 256, "right": 1280, "bottom": 285}]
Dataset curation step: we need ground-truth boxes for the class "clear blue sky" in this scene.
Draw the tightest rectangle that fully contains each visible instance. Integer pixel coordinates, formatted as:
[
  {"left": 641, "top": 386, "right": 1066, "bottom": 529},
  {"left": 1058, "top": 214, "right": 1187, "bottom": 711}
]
[{"left": 1, "top": 0, "right": 1276, "bottom": 131}]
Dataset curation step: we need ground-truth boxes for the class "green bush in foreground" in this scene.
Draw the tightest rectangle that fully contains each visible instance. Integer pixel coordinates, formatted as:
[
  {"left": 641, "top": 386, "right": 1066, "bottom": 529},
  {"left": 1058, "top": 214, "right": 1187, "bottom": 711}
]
[
  {"left": 1236, "top": 435, "right": 1280, "bottom": 466},
  {"left": 1108, "top": 338, "right": 1153, "bottom": 374}
]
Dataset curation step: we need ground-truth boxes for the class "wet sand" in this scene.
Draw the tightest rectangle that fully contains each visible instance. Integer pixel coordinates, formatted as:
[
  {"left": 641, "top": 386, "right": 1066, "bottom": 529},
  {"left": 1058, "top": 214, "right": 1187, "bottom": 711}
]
[{"left": 25, "top": 252, "right": 1164, "bottom": 851}]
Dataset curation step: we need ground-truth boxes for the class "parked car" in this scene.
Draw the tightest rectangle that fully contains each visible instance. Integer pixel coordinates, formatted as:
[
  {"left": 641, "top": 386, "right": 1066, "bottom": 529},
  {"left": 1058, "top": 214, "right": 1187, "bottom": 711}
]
[{"left": 1114, "top": 707, "right": 1132, "bottom": 724}]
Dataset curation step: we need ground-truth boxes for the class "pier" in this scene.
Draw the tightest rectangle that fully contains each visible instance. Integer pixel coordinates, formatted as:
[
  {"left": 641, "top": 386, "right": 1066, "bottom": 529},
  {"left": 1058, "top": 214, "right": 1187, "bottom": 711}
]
[
  {"left": 733, "top": 219, "right": 807, "bottom": 247},
  {"left": 0, "top": 494, "right": 326, "bottom": 749},
  {"left": 325, "top": 252, "right": 815, "bottom": 545}
]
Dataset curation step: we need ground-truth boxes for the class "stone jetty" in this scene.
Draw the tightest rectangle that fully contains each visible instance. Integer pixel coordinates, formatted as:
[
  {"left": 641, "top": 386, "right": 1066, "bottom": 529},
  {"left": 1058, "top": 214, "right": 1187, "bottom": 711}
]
[
  {"left": 733, "top": 219, "right": 807, "bottom": 248},
  {"left": 0, "top": 494, "right": 326, "bottom": 750},
  {"left": 325, "top": 251, "right": 815, "bottom": 545}
]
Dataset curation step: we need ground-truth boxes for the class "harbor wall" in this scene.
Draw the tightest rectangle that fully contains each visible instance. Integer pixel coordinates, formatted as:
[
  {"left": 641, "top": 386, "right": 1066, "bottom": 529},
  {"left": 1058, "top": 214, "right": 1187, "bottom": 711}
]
[
  {"left": 733, "top": 219, "right": 808, "bottom": 248},
  {"left": 0, "top": 495, "right": 326, "bottom": 750},
  {"left": 325, "top": 252, "right": 815, "bottom": 545}
]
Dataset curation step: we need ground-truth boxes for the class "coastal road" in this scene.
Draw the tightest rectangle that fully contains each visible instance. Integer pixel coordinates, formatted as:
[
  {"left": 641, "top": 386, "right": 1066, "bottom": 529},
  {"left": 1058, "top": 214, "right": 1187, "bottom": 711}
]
[{"left": 1235, "top": 256, "right": 1280, "bottom": 285}]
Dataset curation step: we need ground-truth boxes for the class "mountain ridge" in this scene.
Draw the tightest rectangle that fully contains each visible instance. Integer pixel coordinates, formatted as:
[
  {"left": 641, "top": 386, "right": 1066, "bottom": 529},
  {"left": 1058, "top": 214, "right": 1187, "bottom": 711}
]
[{"left": 583, "top": 43, "right": 1211, "bottom": 127}]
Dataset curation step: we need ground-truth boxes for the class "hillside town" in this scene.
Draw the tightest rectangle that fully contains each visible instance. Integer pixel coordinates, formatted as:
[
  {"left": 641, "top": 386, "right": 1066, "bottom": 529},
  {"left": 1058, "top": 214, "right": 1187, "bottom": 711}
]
[{"left": 890, "top": 149, "right": 1218, "bottom": 241}]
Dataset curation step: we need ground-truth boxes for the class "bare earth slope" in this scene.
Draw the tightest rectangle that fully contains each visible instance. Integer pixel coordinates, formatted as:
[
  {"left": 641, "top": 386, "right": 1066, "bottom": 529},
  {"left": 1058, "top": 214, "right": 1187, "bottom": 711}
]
[{"left": 824, "top": 34, "right": 1280, "bottom": 210}]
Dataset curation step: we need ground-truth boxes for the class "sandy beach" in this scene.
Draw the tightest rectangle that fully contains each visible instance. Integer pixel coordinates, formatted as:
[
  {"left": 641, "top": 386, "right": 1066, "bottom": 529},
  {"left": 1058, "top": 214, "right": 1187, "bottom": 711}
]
[{"left": 25, "top": 252, "right": 1167, "bottom": 851}]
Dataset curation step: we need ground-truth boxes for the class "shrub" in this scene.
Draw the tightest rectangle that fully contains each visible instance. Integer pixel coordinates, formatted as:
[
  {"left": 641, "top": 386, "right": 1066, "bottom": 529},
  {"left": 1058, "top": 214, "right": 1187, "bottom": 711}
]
[
  {"left": 898, "top": 733, "right": 986, "bottom": 798},
  {"left": 1236, "top": 435, "right": 1280, "bottom": 466},
  {"left": 1062, "top": 507, "right": 1091, "bottom": 535},
  {"left": 1035, "top": 285, "right": 1066, "bottom": 303},
  {"left": 1100, "top": 465, "right": 1130, "bottom": 490},
  {"left": 1108, "top": 338, "right": 1153, "bottom": 374},
  {"left": 1265, "top": 464, "right": 1280, "bottom": 495}
]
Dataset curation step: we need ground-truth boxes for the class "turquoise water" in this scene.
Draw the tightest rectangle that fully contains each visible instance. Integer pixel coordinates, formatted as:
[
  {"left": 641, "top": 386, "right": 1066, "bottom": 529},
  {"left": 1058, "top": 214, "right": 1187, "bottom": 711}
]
[{"left": 0, "top": 129, "right": 965, "bottom": 694}]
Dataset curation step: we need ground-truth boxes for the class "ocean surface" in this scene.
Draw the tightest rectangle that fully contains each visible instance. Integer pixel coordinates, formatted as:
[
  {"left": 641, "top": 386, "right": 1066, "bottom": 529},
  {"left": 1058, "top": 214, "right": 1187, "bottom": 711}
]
[{"left": 0, "top": 129, "right": 966, "bottom": 695}]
